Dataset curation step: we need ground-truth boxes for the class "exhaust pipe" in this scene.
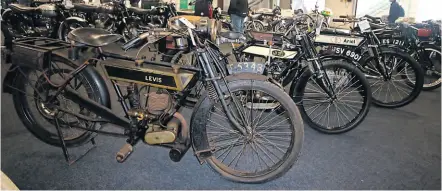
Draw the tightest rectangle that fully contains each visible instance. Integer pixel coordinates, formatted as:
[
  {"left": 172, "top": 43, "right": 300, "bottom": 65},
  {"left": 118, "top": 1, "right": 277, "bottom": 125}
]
[{"left": 168, "top": 112, "right": 190, "bottom": 162}]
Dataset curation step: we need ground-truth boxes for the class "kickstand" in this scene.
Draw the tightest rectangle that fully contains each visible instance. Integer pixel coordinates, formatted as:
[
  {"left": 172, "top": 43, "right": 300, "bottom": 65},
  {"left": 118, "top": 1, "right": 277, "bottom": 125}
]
[{"left": 54, "top": 117, "right": 98, "bottom": 165}]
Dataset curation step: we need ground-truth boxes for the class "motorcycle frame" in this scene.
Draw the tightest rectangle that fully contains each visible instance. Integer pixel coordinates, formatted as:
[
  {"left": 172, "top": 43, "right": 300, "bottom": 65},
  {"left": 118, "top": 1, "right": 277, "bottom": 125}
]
[{"left": 40, "top": 34, "right": 250, "bottom": 145}]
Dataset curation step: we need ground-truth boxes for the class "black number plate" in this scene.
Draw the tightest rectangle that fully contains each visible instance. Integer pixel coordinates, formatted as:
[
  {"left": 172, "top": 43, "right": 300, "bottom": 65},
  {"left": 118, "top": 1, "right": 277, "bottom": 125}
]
[{"left": 227, "top": 62, "right": 265, "bottom": 75}]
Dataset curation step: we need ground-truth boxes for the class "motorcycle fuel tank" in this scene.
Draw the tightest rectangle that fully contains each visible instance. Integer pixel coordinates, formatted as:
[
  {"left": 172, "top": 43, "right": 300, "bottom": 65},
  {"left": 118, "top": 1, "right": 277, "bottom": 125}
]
[{"left": 101, "top": 59, "right": 195, "bottom": 91}]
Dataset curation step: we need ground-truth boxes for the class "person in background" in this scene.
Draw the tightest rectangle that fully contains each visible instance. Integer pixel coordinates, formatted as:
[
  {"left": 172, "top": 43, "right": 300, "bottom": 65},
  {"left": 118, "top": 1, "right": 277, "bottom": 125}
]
[
  {"left": 388, "top": 0, "right": 405, "bottom": 23},
  {"left": 228, "top": 0, "right": 248, "bottom": 33}
]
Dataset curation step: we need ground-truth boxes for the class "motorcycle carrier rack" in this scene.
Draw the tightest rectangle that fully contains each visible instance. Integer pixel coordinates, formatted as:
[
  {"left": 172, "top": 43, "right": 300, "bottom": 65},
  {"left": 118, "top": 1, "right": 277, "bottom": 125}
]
[{"left": 11, "top": 37, "right": 70, "bottom": 69}]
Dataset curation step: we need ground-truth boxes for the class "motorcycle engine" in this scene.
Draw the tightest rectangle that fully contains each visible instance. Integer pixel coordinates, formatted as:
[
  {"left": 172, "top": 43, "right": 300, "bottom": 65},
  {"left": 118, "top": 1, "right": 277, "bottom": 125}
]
[
  {"left": 268, "top": 59, "right": 288, "bottom": 79},
  {"left": 127, "top": 89, "right": 176, "bottom": 145}
]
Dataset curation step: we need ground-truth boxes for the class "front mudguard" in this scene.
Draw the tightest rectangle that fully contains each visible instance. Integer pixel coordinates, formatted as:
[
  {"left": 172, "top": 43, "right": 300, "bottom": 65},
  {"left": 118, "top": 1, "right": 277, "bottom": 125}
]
[{"left": 190, "top": 73, "right": 269, "bottom": 163}]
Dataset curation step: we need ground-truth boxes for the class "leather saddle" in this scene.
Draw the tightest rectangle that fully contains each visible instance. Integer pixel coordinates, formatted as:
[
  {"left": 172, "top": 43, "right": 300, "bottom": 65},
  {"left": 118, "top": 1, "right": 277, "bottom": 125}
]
[
  {"left": 321, "top": 28, "right": 352, "bottom": 36},
  {"left": 67, "top": 28, "right": 122, "bottom": 47},
  {"left": 73, "top": 3, "right": 98, "bottom": 12},
  {"left": 9, "top": 4, "right": 39, "bottom": 13},
  {"left": 128, "top": 7, "right": 152, "bottom": 15}
]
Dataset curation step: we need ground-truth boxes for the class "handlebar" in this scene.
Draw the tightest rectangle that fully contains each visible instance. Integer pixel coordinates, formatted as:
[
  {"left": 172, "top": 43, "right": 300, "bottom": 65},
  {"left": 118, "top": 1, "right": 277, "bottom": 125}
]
[
  {"left": 332, "top": 18, "right": 347, "bottom": 22},
  {"left": 121, "top": 37, "right": 142, "bottom": 51},
  {"left": 364, "top": 15, "right": 380, "bottom": 20}
]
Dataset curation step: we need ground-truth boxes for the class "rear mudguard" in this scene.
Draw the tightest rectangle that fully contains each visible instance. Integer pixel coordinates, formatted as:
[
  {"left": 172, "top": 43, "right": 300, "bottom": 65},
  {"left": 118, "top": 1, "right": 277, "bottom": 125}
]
[
  {"left": 190, "top": 73, "right": 269, "bottom": 163},
  {"left": 2, "top": 62, "right": 111, "bottom": 109},
  {"left": 57, "top": 16, "right": 89, "bottom": 40}
]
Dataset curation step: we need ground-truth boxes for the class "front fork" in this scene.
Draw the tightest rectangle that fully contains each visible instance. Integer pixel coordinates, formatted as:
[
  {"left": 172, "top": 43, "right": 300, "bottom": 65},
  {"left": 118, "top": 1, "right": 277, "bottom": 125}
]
[
  {"left": 198, "top": 50, "right": 250, "bottom": 136},
  {"left": 308, "top": 57, "right": 336, "bottom": 99}
]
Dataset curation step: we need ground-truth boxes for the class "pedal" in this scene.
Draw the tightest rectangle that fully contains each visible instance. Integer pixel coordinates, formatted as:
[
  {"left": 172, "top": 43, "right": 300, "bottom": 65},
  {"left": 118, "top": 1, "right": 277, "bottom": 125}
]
[{"left": 116, "top": 143, "right": 133, "bottom": 163}]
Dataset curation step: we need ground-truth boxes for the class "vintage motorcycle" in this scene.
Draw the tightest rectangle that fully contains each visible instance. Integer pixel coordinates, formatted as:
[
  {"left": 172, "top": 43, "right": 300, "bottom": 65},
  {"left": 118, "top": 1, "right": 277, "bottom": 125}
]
[
  {"left": 59, "top": 0, "right": 167, "bottom": 42},
  {"left": 246, "top": 5, "right": 282, "bottom": 32},
  {"left": 376, "top": 20, "right": 441, "bottom": 91},
  {"left": 2, "top": 17, "right": 304, "bottom": 183},
  {"left": 1, "top": 0, "right": 77, "bottom": 47},
  {"left": 315, "top": 17, "right": 424, "bottom": 108},
  {"left": 224, "top": 17, "right": 372, "bottom": 134}
]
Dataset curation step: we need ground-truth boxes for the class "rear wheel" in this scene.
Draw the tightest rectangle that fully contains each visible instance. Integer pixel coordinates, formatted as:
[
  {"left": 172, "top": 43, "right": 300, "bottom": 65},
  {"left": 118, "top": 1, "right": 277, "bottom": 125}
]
[
  {"left": 12, "top": 55, "right": 106, "bottom": 147},
  {"left": 196, "top": 79, "right": 303, "bottom": 183}
]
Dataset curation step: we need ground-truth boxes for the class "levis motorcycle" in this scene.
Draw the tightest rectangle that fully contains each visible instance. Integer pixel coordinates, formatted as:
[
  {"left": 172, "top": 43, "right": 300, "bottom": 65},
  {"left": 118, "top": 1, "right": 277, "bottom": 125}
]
[{"left": 2, "top": 17, "right": 304, "bottom": 183}]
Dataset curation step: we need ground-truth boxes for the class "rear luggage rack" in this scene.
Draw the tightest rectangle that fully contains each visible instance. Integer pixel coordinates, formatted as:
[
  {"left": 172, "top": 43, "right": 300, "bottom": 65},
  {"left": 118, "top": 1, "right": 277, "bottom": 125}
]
[{"left": 11, "top": 37, "right": 70, "bottom": 69}]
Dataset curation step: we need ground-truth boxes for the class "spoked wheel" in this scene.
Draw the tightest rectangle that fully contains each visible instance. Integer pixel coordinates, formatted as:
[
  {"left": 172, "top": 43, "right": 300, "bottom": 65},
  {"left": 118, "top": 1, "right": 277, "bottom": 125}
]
[
  {"left": 246, "top": 21, "right": 265, "bottom": 32},
  {"left": 291, "top": 60, "right": 371, "bottom": 134},
  {"left": 198, "top": 79, "right": 303, "bottom": 183},
  {"left": 411, "top": 45, "right": 441, "bottom": 91},
  {"left": 12, "top": 55, "right": 106, "bottom": 147},
  {"left": 363, "top": 51, "right": 424, "bottom": 108}
]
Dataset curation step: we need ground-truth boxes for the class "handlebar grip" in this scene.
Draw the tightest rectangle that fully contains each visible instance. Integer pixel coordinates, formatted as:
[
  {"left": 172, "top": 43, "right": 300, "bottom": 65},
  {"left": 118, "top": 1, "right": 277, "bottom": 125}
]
[
  {"left": 365, "top": 15, "right": 379, "bottom": 20},
  {"left": 339, "top": 15, "right": 348, "bottom": 18},
  {"left": 333, "top": 19, "right": 346, "bottom": 22},
  {"left": 121, "top": 37, "right": 142, "bottom": 50}
]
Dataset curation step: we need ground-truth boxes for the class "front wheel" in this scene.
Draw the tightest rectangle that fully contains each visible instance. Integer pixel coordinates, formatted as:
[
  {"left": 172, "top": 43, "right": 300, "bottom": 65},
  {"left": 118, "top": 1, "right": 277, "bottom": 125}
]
[
  {"left": 412, "top": 44, "right": 441, "bottom": 91},
  {"left": 363, "top": 50, "right": 424, "bottom": 108},
  {"left": 246, "top": 21, "right": 265, "bottom": 32},
  {"left": 291, "top": 60, "right": 371, "bottom": 134},
  {"left": 195, "top": 79, "right": 304, "bottom": 183}
]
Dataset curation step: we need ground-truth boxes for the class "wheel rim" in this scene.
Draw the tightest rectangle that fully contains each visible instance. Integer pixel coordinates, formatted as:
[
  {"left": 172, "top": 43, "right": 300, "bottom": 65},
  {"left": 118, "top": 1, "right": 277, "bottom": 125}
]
[
  {"left": 413, "top": 48, "right": 441, "bottom": 88},
  {"left": 19, "top": 60, "right": 96, "bottom": 141},
  {"left": 365, "top": 53, "right": 418, "bottom": 105},
  {"left": 206, "top": 88, "right": 295, "bottom": 177},
  {"left": 297, "top": 65, "right": 368, "bottom": 130}
]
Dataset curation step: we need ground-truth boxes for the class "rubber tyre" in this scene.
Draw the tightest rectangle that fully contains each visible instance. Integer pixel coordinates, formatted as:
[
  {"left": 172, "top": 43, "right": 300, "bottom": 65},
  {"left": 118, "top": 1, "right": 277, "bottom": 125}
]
[
  {"left": 417, "top": 44, "right": 441, "bottom": 91},
  {"left": 290, "top": 60, "right": 372, "bottom": 134},
  {"left": 12, "top": 55, "right": 107, "bottom": 147},
  {"left": 246, "top": 21, "right": 265, "bottom": 32},
  {"left": 366, "top": 50, "right": 424, "bottom": 108},
  {"left": 196, "top": 79, "right": 304, "bottom": 183}
]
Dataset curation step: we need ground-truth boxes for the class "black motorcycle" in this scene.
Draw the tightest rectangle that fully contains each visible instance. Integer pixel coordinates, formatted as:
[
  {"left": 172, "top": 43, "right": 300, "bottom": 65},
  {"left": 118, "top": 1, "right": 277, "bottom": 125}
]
[
  {"left": 316, "top": 17, "right": 424, "bottom": 108},
  {"left": 377, "top": 21, "right": 441, "bottom": 91},
  {"left": 59, "top": 0, "right": 158, "bottom": 42},
  {"left": 225, "top": 20, "right": 372, "bottom": 134},
  {"left": 1, "top": 0, "right": 75, "bottom": 48}
]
